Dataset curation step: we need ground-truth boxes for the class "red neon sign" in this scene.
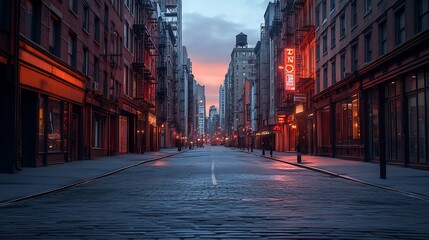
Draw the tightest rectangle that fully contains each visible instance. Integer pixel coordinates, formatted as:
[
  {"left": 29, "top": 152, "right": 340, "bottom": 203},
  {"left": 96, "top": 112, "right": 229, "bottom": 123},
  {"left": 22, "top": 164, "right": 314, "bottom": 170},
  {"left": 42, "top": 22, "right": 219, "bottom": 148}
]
[
  {"left": 273, "top": 125, "right": 282, "bottom": 132},
  {"left": 284, "top": 48, "right": 295, "bottom": 91}
]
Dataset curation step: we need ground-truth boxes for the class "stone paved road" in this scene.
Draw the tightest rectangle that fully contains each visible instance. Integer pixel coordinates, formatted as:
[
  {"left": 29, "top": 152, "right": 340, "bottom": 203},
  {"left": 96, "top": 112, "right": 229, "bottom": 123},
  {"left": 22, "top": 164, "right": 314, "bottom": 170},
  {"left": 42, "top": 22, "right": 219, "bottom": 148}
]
[{"left": 1, "top": 147, "right": 428, "bottom": 239}]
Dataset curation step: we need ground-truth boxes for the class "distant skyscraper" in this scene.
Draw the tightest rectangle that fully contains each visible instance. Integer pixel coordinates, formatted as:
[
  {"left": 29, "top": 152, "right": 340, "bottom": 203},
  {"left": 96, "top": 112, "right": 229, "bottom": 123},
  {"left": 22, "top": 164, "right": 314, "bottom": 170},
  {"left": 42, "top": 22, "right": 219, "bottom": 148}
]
[
  {"left": 219, "top": 85, "right": 225, "bottom": 133},
  {"left": 229, "top": 33, "right": 255, "bottom": 132},
  {"left": 208, "top": 105, "right": 217, "bottom": 138},
  {"left": 195, "top": 83, "right": 206, "bottom": 138}
]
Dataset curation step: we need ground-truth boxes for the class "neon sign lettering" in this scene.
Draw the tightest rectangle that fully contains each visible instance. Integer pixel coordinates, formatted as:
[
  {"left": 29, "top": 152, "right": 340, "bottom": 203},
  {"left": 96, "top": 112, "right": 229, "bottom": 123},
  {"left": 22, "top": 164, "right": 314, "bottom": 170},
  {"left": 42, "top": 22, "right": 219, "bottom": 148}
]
[{"left": 284, "top": 48, "right": 295, "bottom": 91}]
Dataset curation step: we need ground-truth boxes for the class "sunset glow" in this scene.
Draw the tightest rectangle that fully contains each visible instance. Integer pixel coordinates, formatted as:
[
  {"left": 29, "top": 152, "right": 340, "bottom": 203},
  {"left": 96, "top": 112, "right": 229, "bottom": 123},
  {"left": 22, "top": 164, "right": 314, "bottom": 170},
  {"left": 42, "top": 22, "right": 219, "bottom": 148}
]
[{"left": 183, "top": 0, "right": 271, "bottom": 112}]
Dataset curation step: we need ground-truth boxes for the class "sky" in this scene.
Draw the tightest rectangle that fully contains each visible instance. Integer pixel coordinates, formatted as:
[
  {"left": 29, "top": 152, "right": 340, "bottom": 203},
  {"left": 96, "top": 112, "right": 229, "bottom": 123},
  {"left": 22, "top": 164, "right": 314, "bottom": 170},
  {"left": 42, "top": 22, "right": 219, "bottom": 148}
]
[{"left": 182, "top": 0, "right": 272, "bottom": 112}]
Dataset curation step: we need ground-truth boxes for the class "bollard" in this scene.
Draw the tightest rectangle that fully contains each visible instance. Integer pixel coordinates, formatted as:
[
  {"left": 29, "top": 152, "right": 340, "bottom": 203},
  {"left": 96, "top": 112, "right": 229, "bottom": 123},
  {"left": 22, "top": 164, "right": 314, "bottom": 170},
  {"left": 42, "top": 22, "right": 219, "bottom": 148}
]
[
  {"left": 262, "top": 143, "right": 265, "bottom": 155},
  {"left": 270, "top": 148, "right": 273, "bottom": 157},
  {"left": 296, "top": 144, "right": 302, "bottom": 163}
]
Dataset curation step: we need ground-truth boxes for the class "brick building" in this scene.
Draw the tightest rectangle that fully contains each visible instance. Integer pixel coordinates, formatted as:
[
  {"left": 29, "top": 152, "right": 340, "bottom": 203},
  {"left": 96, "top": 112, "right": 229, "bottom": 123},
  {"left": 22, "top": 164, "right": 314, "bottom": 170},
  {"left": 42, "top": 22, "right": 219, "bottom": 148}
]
[
  {"left": 0, "top": 0, "right": 165, "bottom": 173},
  {"left": 313, "top": 0, "right": 429, "bottom": 168}
]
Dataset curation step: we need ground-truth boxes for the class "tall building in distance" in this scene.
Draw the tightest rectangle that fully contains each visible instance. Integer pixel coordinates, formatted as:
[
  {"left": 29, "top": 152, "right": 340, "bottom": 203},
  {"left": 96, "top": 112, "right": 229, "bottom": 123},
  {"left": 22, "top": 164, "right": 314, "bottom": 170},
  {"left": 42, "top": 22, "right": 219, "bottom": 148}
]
[
  {"left": 208, "top": 105, "right": 218, "bottom": 140},
  {"left": 159, "top": 0, "right": 183, "bottom": 139},
  {"left": 225, "top": 33, "right": 255, "bottom": 147},
  {"left": 219, "top": 85, "right": 225, "bottom": 134},
  {"left": 157, "top": 1, "right": 179, "bottom": 149},
  {"left": 195, "top": 83, "right": 206, "bottom": 139}
]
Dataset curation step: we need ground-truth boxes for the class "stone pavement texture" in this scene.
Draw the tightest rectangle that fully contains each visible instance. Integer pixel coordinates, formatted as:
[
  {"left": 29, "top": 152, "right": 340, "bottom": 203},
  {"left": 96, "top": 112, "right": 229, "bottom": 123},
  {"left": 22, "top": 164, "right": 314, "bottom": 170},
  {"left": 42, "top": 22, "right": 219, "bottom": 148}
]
[
  {"left": 244, "top": 148, "right": 429, "bottom": 201},
  {"left": 1, "top": 147, "right": 429, "bottom": 205},
  {"left": 0, "top": 149, "right": 179, "bottom": 205}
]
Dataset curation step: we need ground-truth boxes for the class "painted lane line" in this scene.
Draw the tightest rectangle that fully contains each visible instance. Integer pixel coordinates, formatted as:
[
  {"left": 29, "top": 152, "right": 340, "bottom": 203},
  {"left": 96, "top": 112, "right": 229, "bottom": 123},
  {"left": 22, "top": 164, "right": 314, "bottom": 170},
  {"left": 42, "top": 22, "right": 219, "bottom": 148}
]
[{"left": 211, "top": 156, "right": 218, "bottom": 186}]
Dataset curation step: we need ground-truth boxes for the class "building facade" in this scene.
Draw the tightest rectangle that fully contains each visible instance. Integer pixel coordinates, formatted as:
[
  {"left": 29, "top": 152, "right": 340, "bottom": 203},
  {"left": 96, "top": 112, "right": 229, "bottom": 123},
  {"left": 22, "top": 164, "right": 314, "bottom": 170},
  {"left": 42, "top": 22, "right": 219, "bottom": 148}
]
[
  {"left": 219, "top": 84, "right": 225, "bottom": 134},
  {"left": 313, "top": 0, "right": 429, "bottom": 168},
  {"left": 249, "top": 0, "right": 429, "bottom": 169},
  {"left": 195, "top": 83, "right": 206, "bottom": 139},
  {"left": 0, "top": 0, "right": 186, "bottom": 173},
  {"left": 227, "top": 33, "right": 255, "bottom": 147}
]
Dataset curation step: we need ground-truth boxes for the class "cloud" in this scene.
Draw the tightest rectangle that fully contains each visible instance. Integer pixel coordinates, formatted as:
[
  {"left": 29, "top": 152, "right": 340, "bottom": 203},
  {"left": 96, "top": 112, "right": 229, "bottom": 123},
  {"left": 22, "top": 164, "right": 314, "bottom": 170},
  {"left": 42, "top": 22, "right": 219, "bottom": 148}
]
[
  {"left": 183, "top": 13, "right": 259, "bottom": 65},
  {"left": 182, "top": 0, "right": 271, "bottom": 112}
]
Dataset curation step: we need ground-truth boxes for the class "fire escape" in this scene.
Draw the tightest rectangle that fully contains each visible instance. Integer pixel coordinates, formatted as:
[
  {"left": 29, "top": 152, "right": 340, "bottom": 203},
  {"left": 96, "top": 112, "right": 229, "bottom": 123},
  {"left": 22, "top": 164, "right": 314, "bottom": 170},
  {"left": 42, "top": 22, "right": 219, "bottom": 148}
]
[
  {"left": 157, "top": 26, "right": 167, "bottom": 123},
  {"left": 293, "top": 0, "right": 313, "bottom": 92},
  {"left": 163, "top": 0, "right": 179, "bottom": 129},
  {"left": 133, "top": 0, "right": 158, "bottom": 84},
  {"left": 278, "top": 0, "right": 295, "bottom": 113}
]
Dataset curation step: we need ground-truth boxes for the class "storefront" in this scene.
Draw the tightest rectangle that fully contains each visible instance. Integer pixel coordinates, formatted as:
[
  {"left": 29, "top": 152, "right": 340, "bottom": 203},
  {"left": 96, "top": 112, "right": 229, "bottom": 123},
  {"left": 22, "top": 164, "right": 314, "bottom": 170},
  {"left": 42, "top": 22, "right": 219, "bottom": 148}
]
[
  {"left": 19, "top": 41, "right": 85, "bottom": 167},
  {"left": 366, "top": 67, "right": 429, "bottom": 167}
]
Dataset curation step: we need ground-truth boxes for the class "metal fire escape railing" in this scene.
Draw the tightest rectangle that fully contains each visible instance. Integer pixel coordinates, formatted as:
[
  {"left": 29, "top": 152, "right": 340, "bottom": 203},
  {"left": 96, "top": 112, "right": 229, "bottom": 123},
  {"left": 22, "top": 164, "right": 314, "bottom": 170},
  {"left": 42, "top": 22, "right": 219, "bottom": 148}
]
[
  {"left": 294, "top": 0, "right": 314, "bottom": 91},
  {"left": 133, "top": 0, "right": 158, "bottom": 84}
]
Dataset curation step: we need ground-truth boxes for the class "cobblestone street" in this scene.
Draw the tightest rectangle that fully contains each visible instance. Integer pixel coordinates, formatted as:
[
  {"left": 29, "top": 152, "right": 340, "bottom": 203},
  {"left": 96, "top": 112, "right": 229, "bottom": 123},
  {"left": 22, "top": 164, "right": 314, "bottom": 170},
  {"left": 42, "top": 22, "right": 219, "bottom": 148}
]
[{"left": 1, "top": 147, "right": 428, "bottom": 239}]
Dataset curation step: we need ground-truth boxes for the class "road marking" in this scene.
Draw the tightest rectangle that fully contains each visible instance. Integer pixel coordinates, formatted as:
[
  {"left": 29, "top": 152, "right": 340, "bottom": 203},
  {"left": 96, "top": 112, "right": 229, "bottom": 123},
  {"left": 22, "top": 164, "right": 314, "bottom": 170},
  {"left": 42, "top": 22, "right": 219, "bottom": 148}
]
[{"left": 211, "top": 156, "right": 218, "bottom": 186}]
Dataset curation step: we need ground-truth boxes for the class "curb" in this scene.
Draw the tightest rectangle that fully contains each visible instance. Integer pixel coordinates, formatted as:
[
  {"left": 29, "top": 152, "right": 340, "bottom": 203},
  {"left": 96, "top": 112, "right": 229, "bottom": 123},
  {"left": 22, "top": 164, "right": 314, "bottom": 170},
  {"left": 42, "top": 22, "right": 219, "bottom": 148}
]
[{"left": 241, "top": 149, "right": 429, "bottom": 202}]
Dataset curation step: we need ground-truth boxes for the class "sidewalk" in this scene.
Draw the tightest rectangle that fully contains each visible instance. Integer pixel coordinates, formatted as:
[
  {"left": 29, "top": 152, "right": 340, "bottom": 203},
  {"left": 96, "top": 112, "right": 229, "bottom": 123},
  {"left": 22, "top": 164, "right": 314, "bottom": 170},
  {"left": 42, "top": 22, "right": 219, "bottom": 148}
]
[
  {"left": 0, "top": 149, "right": 180, "bottom": 205},
  {"left": 242, "top": 148, "right": 429, "bottom": 201}
]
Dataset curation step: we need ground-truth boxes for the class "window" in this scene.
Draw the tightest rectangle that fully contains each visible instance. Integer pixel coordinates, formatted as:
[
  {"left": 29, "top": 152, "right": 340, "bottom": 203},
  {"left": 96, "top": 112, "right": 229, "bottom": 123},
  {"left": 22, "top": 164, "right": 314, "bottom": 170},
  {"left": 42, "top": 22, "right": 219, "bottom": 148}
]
[
  {"left": 94, "top": 57, "right": 99, "bottom": 83},
  {"left": 340, "top": 52, "right": 346, "bottom": 78},
  {"left": 364, "top": 32, "right": 372, "bottom": 62},
  {"left": 322, "top": 34, "right": 328, "bottom": 54},
  {"left": 68, "top": 33, "right": 77, "bottom": 68},
  {"left": 405, "top": 72, "right": 428, "bottom": 164},
  {"left": 321, "top": 106, "right": 332, "bottom": 149},
  {"left": 316, "top": 41, "right": 320, "bottom": 60},
  {"left": 104, "top": 5, "right": 109, "bottom": 32},
  {"left": 367, "top": 88, "right": 380, "bottom": 159},
  {"left": 309, "top": 46, "right": 315, "bottom": 75},
  {"left": 49, "top": 14, "right": 61, "bottom": 57},
  {"left": 416, "top": 0, "right": 429, "bottom": 33},
  {"left": 124, "top": 22, "right": 129, "bottom": 49},
  {"left": 0, "top": 0, "right": 10, "bottom": 31},
  {"left": 24, "top": 0, "right": 41, "bottom": 43},
  {"left": 103, "top": 71, "right": 108, "bottom": 96},
  {"left": 340, "top": 13, "right": 346, "bottom": 38},
  {"left": 93, "top": 115, "right": 103, "bottom": 148},
  {"left": 331, "top": 60, "right": 336, "bottom": 84},
  {"left": 330, "top": 24, "right": 336, "bottom": 47},
  {"left": 116, "top": 0, "right": 122, "bottom": 15},
  {"left": 323, "top": 65, "right": 328, "bottom": 89},
  {"left": 130, "top": 0, "right": 135, "bottom": 15},
  {"left": 316, "top": 71, "right": 321, "bottom": 93},
  {"left": 83, "top": 2, "right": 89, "bottom": 31},
  {"left": 335, "top": 95, "right": 360, "bottom": 147},
  {"left": 47, "top": 98, "right": 62, "bottom": 152},
  {"left": 38, "top": 97, "right": 45, "bottom": 152},
  {"left": 379, "top": 21, "right": 387, "bottom": 55},
  {"left": 69, "top": 0, "right": 77, "bottom": 14},
  {"left": 94, "top": 16, "right": 100, "bottom": 42},
  {"left": 83, "top": 47, "right": 89, "bottom": 75},
  {"left": 351, "top": 1, "right": 357, "bottom": 28},
  {"left": 351, "top": 44, "right": 358, "bottom": 72},
  {"left": 395, "top": 8, "right": 405, "bottom": 45},
  {"left": 123, "top": 65, "right": 129, "bottom": 96},
  {"left": 315, "top": 5, "right": 320, "bottom": 28},
  {"left": 321, "top": 0, "right": 327, "bottom": 24},
  {"left": 330, "top": 0, "right": 335, "bottom": 12},
  {"left": 365, "top": 0, "right": 372, "bottom": 14},
  {"left": 132, "top": 73, "right": 137, "bottom": 98}
]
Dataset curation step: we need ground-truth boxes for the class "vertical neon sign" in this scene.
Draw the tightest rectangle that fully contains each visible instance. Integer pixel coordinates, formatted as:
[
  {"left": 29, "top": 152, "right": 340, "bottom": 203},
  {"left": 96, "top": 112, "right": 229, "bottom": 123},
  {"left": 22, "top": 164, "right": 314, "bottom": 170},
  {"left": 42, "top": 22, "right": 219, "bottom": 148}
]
[{"left": 284, "top": 48, "right": 295, "bottom": 91}]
